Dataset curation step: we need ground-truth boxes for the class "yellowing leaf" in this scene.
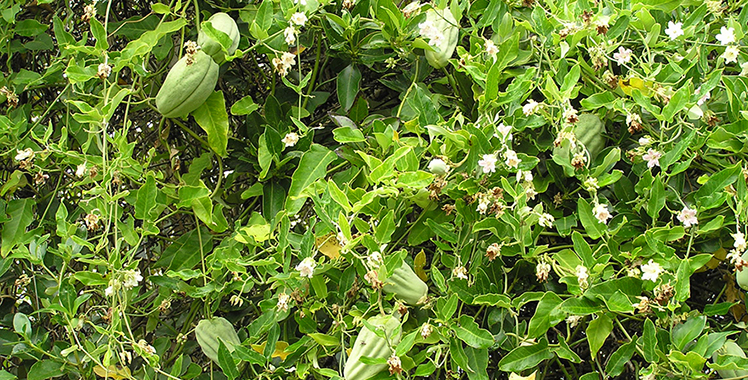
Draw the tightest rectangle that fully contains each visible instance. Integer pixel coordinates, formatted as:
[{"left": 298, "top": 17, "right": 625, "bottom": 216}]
[
  {"left": 414, "top": 250, "right": 428, "bottom": 282},
  {"left": 619, "top": 77, "right": 654, "bottom": 97},
  {"left": 699, "top": 247, "right": 727, "bottom": 272},
  {"left": 315, "top": 232, "right": 341, "bottom": 260},
  {"left": 94, "top": 365, "right": 132, "bottom": 380},
  {"left": 508, "top": 370, "right": 537, "bottom": 380},
  {"left": 251, "top": 341, "right": 291, "bottom": 361}
]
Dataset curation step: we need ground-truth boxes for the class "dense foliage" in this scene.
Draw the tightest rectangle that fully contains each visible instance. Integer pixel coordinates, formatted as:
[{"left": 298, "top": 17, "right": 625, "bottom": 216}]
[{"left": 2, "top": 0, "right": 748, "bottom": 379}]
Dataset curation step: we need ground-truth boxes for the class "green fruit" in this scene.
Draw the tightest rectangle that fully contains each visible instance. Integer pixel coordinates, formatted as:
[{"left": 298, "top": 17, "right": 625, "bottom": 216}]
[
  {"left": 736, "top": 251, "right": 748, "bottom": 290},
  {"left": 195, "top": 317, "right": 241, "bottom": 363},
  {"left": 424, "top": 8, "right": 460, "bottom": 69},
  {"left": 712, "top": 340, "right": 748, "bottom": 379},
  {"left": 155, "top": 51, "right": 219, "bottom": 118},
  {"left": 344, "top": 315, "right": 402, "bottom": 380},
  {"left": 381, "top": 261, "right": 429, "bottom": 305},
  {"left": 573, "top": 113, "right": 606, "bottom": 159},
  {"left": 198, "top": 12, "right": 240, "bottom": 61}
]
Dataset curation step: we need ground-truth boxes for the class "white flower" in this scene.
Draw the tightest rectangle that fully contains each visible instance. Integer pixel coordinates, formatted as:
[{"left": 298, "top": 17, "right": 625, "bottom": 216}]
[
  {"left": 642, "top": 148, "right": 662, "bottom": 168},
  {"left": 284, "top": 26, "right": 296, "bottom": 45},
  {"left": 367, "top": 251, "right": 383, "bottom": 269},
  {"left": 503, "top": 149, "right": 520, "bottom": 169},
  {"left": 696, "top": 87, "right": 710, "bottom": 106},
  {"left": 484, "top": 39, "right": 498, "bottom": 56},
  {"left": 476, "top": 197, "right": 490, "bottom": 214},
  {"left": 665, "top": 21, "right": 684, "bottom": 40},
  {"left": 402, "top": 1, "right": 421, "bottom": 17},
  {"left": 516, "top": 169, "right": 533, "bottom": 183},
  {"left": 523, "top": 99, "right": 539, "bottom": 116},
  {"left": 281, "top": 52, "right": 296, "bottom": 66},
  {"left": 420, "top": 323, "right": 433, "bottom": 339},
  {"left": 277, "top": 293, "right": 291, "bottom": 312},
  {"left": 419, "top": 20, "right": 444, "bottom": 47},
  {"left": 613, "top": 46, "right": 632, "bottom": 65},
  {"left": 723, "top": 45, "right": 740, "bottom": 64},
  {"left": 282, "top": 132, "right": 299, "bottom": 147},
  {"left": 105, "top": 286, "right": 114, "bottom": 297},
  {"left": 290, "top": 12, "right": 307, "bottom": 26},
  {"left": 741, "top": 62, "right": 748, "bottom": 76},
  {"left": 496, "top": 123, "right": 512, "bottom": 138},
  {"left": 638, "top": 136, "right": 652, "bottom": 146},
  {"left": 452, "top": 266, "right": 468, "bottom": 280},
  {"left": 539, "top": 213, "right": 555, "bottom": 228},
  {"left": 583, "top": 177, "right": 599, "bottom": 192},
  {"left": 626, "top": 113, "right": 642, "bottom": 127},
  {"left": 122, "top": 269, "right": 143, "bottom": 289},
  {"left": 296, "top": 257, "right": 317, "bottom": 278},
  {"left": 566, "top": 315, "right": 582, "bottom": 328},
  {"left": 716, "top": 26, "right": 736, "bottom": 45},
  {"left": 536, "top": 261, "right": 551, "bottom": 282},
  {"left": 76, "top": 163, "right": 87, "bottom": 177},
  {"left": 734, "top": 232, "right": 747, "bottom": 252},
  {"left": 593, "top": 203, "right": 612, "bottom": 224},
  {"left": 677, "top": 206, "right": 698, "bottom": 228},
  {"left": 576, "top": 265, "right": 589, "bottom": 288},
  {"left": 15, "top": 148, "right": 34, "bottom": 161},
  {"left": 428, "top": 158, "right": 449, "bottom": 175},
  {"left": 478, "top": 154, "right": 498, "bottom": 173},
  {"left": 135, "top": 340, "right": 157, "bottom": 355},
  {"left": 295, "top": 0, "right": 307, "bottom": 6},
  {"left": 525, "top": 185, "right": 538, "bottom": 200},
  {"left": 640, "top": 260, "right": 663, "bottom": 282}
]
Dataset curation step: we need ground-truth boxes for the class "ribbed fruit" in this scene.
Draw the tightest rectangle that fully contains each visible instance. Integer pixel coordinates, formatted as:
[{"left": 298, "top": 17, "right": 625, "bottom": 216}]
[
  {"left": 381, "top": 261, "right": 429, "bottom": 305},
  {"left": 198, "top": 12, "right": 240, "bottom": 61},
  {"left": 195, "top": 317, "right": 241, "bottom": 363},
  {"left": 344, "top": 315, "right": 402, "bottom": 380},
  {"left": 155, "top": 51, "right": 219, "bottom": 118},
  {"left": 424, "top": 8, "right": 459, "bottom": 69}
]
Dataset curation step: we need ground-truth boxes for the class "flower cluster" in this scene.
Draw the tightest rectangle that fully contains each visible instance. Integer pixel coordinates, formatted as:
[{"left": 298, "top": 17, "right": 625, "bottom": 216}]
[{"left": 272, "top": 52, "right": 297, "bottom": 76}]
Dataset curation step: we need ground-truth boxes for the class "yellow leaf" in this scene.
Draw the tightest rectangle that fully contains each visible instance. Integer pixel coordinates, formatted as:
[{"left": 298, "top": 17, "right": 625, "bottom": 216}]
[
  {"left": 698, "top": 247, "right": 727, "bottom": 272},
  {"left": 619, "top": 77, "right": 654, "bottom": 97},
  {"left": 508, "top": 370, "right": 537, "bottom": 380},
  {"left": 414, "top": 250, "right": 428, "bottom": 282},
  {"left": 251, "top": 341, "right": 291, "bottom": 361},
  {"left": 93, "top": 365, "right": 132, "bottom": 380},
  {"left": 315, "top": 232, "right": 341, "bottom": 260}
]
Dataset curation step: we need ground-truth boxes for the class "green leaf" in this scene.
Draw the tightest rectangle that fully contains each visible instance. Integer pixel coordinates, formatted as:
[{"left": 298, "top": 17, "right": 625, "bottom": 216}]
[
  {"left": 641, "top": 318, "right": 657, "bottom": 362},
  {"left": 332, "top": 126, "right": 365, "bottom": 143},
  {"left": 528, "top": 292, "right": 564, "bottom": 338},
  {"left": 14, "top": 313, "right": 31, "bottom": 336},
  {"left": 285, "top": 144, "right": 337, "bottom": 215},
  {"left": 155, "top": 227, "right": 213, "bottom": 271},
  {"left": 463, "top": 346, "right": 489, "bottom": 380},
  {"left": 648, "top": 175, "right": 665, "bottom": 221},
  {"left": 586, "top": 314, "right": 613, "bottom": 359},
  {"left": 454, "top": 315, "right": 494, "bottom": 349},
  {"left": 374, "top": 210, "right": 396, "bottom": 245},
  {"left": 696, "top": 164, "right": 742, "bottom": 199},
  {"left": 337, "top": 65, "right": 361, "bottom": 112},
  {"left": 27, "top": 360, "right": 64, "bottom": 380},
  {"left": 0, "top": 370, "right": 18, "bottom": 380},
  {"left": 498, "top": 339, "right": 554, "bottom": 372},
  {"left": 217, "top": 341, "right": 239, "bottom": 380},
  {"left": 671, "top": 315, "right": 706, "bottom": 351},
  {"left": 151, "top": 2, "right": 170, "bottom": 13},
  {"left": 605, "top": 336, "right": 638, "bottom": 377},
  {"left": 572, "top": 231, "right": 594, "bottom": 268},
  {"left": 192, "top": 91, "right": 229, "bottom": 157},
  {"left": 2, "top": 199, "right": 33, "bottom": 257},
  {"left": 425, "top": 219, "right": 458, "bottom": 244},
  {"left": 449, "top": 337, "right": 474, "bottom": 373},
  {"left": 231, "top": 95, "right": 260, "bottom": 115},
  {"left": 578, "top": 198, "right": 606, "bottom": 240},
  {"left": 661, "top": 84, "right": 690, "bottom": 122},
  {"left": 16, "top": 19, "right": 48, "bottom": 37},
  {"left": 135, "top": 172, "right": 158, "bottom": 220}
]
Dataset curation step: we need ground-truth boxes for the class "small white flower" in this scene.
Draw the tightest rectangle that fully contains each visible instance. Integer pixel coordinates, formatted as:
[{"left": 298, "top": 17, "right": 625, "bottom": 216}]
[
  {"left": 15, "top": 148, "right": 34, "bottom": 161},
  {"left": 277, "top": 293, "right": 291, "bottom": 312},
  {"left": 583, "top": 177, "right": 599, "bottom": 192},
  {"left": 741, "top": 62, "right": 748, "bottom": 76},
  {"left": 282, "top": 132, "right": 300, "bottom": 147},
  {"left": 419, "top": 20, "right": 445, "bottom": 47},
  {"left": 402, "top": 1, "right": 421, "bottom": 17},
  {"left": 105, "top": 286, "right": 114, "bottom": 297},
  {"left": 640, "top": 260, "right": 663, "bottom": 282},
  {"left": 613, "top": 46, "right": 632, "bottom": 65},
  {"left": 503, "top": 149, "right": 520, "bottom": 169},
  {"left": 523, "top": 99, "right": 539, "bottom": 116},
  {"left": 428, "top": 158, "right": 449, "bottom": 175},
  {"left": 566, "top": 315, "right": 582, "bottom": 328},
  {"left": 576, "top": 265, "right": 589, "bottom": 288},
  {"left": 642, "top": 148, "right": 662, "bottom": 168},
  {"left": 539, "top": 213, "right": 555, "bottom": 228},
  {"left": 734, "top": 232, "right": 747, "bottom": 252},
  {"left": 665, "top": 21, "right": 684, "bottom": 40},
  {"left": 367, "top": 251, "right": 383, "bottom": 269},
  {"left": 716, "top": 26, "right": 736, "bottom": 45},
  {"left": 638, "top": 136, "right": 652, "bottom": 146},
  {"left": 478, "top": 154, "right": 498, "bottom": 173},
  {"left": 516, "top": 169, "right": 533, "bottom": 183},
  {"left": 452, "top": 266, "right": 468, "bottom": 280},
  {"left": 282, "top": 52, "right": 296, "bottom": 66},
  {"left": 294, "top": 0, "right": 307, "bottom": 5},
  {"left": 496, "top": 123, "right": 512, "bottom": 138},
  {"left": 284, "top": 26, "right": 296, "bottom": 45},
  {"left": 476, "top": 197, "right": 490, "bottom": 214},
  {"left": 122, "top": 269, "right": 143, "bottom": 289},
  {"left": 536, "top": 261, "right": 551, "bottom": 282},
  {"left": 135, "top": 340, "right": 157, "bottom": 356},
  {"left": 296, "top": 257, "right": 317, "bottom": 278},
  {"left": 677, "top": 206, "right": 698, "bottom": 228},
  {"left": 290, "top": 12, "right": 307, "bottom": 26},
  {"left": 593, "top": 203, "right": 612, "bottom": 224},
  {"left": 525, "top": 185, "right": 538, "bottom": 200},
  {"left": 484, "top": 39, "right": 499, "bottom": 56},
  {"left": 76, "top": 163, "right": 87, "bottom": 177},
  {"left": 723, "top": 45, "right": 740, "bottom": 64},
  {"left": 696, "top": 87, "right": 710, "bottom": 106}
]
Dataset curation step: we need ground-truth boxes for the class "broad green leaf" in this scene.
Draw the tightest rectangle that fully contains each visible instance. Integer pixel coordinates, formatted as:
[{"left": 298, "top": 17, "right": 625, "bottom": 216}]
[
  {"left": 449, "top": 337, "right": 474, "bottom": 373},
  {"left": 0, "top": 370, "right": 17, "bottom": 380},
  {"left": 337, "top": 65, "right": 361, "bottom": 112},
  {"left": 578, "top": 198, "right": 606, "bottom": 240},
  {"left": 2, "top": 199, "right": 33, "bottom": 257},
  {"left": 463, "top": 346, "right": 489, "bottom": 380},
  {"left": 154, "top": 227, "right": 213, "bottom": 271},
  {"left": 374, "top": 210, "right": 396, "bottom": 245},
  {"left": 641, "top": 318, "right": 657, "bottom": 362},
  {"left": 116, "top": 19, "right": 187, "bottom": 69},
  {"left": 671, "top": 315, "right": 706, "bottom": 351},
  {"left": 605, "top": 337, "right": 638, "bottom": 377},
  {"left": 217, "top": 341, "right": 239, "bottom": 380},
  {"left": 285, "top": 144, "right": 337, "bottom": 215},
  {"left": 454, "top": 315, "right": 494, "bottom": 349},
  {"left": 586, "top": 314, "right": 613, "bottom": 359},
  {"left": 16, "top": 19, "right": 48, "bottom": 37},
  {"left": 230, "top": 95, "right": 260, "bottom": 115},
  {"left": 498, "top": 339, "right": 554, "bottom": 372},
  {"left": 332, "top": 126, "right": 365, "bottom": 143},
  {"left": 527, "top": 292, "right": 564, "bottom": 339},
  {"left": 647, "top": 175, "right": 665, "bottom": 221},
  {"left": 27, "top": 361, "right": 64, "bottom": 380},
  {"left": 192, "top": 91, "right": 229, "bottom": 157},
  {"left": 135, "top": 172, "right": 158, "bottom": 220},
  {"left": 572, "top": 231, "right": 594, "bottom": 268}
]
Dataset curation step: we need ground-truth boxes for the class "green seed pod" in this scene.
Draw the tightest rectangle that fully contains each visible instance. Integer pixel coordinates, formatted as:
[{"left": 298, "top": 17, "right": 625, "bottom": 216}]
[
  {"left": 155, "top": 51, "right": 219, "bottom": 118},
  {"left": 198, "top": 12, "right": 240, "bottom": 62},
  {"left": 344, "top": 315, "right": 402, "bottom": 380},
  {"left": 381, "top": 261, "right": 429, "bottom": 305},
  {"left": 736, "top": 251, "right": 748, "bottom": 291},
  {"left": 573, "top": 113, "right": 606, "bottom": 159},
  {"left": 195, "top": 317, "right": 241, "bottom": 364},
  {"left": 711, "top": 340, "right": 748, "bottom": 379},
  {"left": 424, "top": 8, "right": 460, "bottom": 69}
]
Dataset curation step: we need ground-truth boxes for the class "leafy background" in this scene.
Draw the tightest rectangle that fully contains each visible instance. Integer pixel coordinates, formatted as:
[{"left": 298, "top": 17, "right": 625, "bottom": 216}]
[{"left": 1, "top": 0, "right": 748, "bottom": 379}]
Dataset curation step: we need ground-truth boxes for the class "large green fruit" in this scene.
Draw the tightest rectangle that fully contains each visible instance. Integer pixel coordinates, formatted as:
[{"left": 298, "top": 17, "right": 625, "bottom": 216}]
[
  {"left": 198, "top": 12, "right": 240, "bottom": 61},
  {"left": 381, "top": 261, "right": 429, "bottom": 305},
  {"left": 736, "top": 251, "right": 748, "bottom": 290},
  {"left": 711, "top": 340, "right": 748, "bottom": 379},
  {"left": 155, "top": 51, "right": 219, "bottom": 118},
  {"left": 573, "top": 113, "right": 606, "bottom": 159},
  {"left": 195, "top": 317, "right": 242, "bottom": 363},
  {"left": 344, "top": 315, "right": 402, "bottom": 380},
  {"left": 424, "top": 8, "right": 459, "bottom": 69}
]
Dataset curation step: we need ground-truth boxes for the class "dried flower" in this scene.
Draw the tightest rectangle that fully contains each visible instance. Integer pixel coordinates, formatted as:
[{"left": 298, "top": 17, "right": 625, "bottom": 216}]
[
  {"left": 452, "top": 266, "right": 468, "bottom": 280},
  {"left": 536, "top": 261, "right": 551, "bottom": 282},
  {"left": 364, "top": 270, "right": 384, "bottom": 289},
  {"left": 485, "top": 243, "right": 501, "bottom": 261},
  {"left": 387, "top": 355, "right": 403, "bottom": 375},
  {"left": 420, "top": 323, "right": 433, "bottom": 339},
  {"left": 277, "top": 293, "right": 291, "bottom": 312},
  {"left": 97, "top": 63, "right": 112, "bottom": 79},
  {"left": 402, "top": 2, "right": 421, "bottom": 17}
]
